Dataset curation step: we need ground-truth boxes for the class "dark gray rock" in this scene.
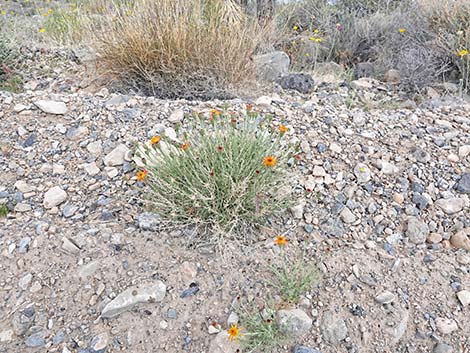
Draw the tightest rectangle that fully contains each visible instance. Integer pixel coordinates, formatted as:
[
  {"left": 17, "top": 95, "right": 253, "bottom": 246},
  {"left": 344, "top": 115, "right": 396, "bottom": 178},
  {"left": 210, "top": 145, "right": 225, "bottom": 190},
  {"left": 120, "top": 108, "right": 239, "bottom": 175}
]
[
  {"left": 456, "top": 173, "right": 470, "bottom": 194},
  {"left": 433, "top": 342, "right": 454, "bottom": 353},
  {"left": 412, "top": 193, "right": 428, "bottom": 210},
  {"left": 279, "top": 73, "right": 314, "bottom": 94},
  {"left": 25, "top": 330, "right": 46, "bottom": 348}
]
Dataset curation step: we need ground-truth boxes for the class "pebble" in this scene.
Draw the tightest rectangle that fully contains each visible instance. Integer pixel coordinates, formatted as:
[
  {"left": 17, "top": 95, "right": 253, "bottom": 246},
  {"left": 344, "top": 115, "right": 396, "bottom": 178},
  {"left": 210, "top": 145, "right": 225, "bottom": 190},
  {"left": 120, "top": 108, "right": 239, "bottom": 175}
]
[
  {"left": 277, "top": 309, "right": 313, "bottom": 337},
  {"left": 450, "top": 228, "right": 470, "bottom": 250},
  {"left": 456, "top": 173, "right": 470, "bottom": 194},
  {"left": 138, "top": 212, "right": 161, "bottom": 231},
  {"left": 103, "top": 144, "right": 130, "bottom": 166},
  {"left": 320, "top": 310, "right": 348, "bottom": 345},
  {"left": 43, "top": 186, "right": 68, "bottom": 209},
  {"left": 293, "top": 346, "right": 323, "bottom": 353},
  {"left": 406, "top": 217, "right": 430, "bottom": 244},
  {"left": 101, "top": 281, "right": 166, "bottom": 318},
  {"left": 375, "top": 290, "right": 395, "bottom": 304},
  {"left": 435, "top": 197, "right": 464, "bottom": 214},
  {"left": 456, "top": 290, "right": 470, "bottom": 306},
  {"left": 435, "top": 318, "right": 458, "bottom": 335},
  {"left": 354, "top": 163, "right": 372, "bottom": 184},
  {"left": 34, "top": 100, "right": 67, "bottom": 114}
]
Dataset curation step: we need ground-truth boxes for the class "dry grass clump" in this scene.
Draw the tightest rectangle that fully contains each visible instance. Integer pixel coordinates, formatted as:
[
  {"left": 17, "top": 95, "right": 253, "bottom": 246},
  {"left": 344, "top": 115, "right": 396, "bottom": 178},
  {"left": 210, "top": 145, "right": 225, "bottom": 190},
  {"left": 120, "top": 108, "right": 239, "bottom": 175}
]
[
  {"left": 0, "top": 35, "right": 23, "bottom": 93},
  {"left": 84, "top": 0, "right": 266, "bottom": 99}
]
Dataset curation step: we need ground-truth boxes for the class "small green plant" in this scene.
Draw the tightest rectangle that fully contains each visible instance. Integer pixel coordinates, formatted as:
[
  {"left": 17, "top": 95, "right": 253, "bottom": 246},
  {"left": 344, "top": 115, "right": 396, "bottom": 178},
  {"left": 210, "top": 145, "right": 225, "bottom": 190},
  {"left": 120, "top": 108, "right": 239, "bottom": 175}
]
[
  {"left": 135, "top": 109, "right": 295, "bottom": 236},
  {"left": 240, "top": 306, "right": 289, "bottom": 352},
  {"left": 270, "top": 250, "right": 319, "bottom": 303},
  {"left": 0, "top": 203, "right": 8, "bottom": 218}
]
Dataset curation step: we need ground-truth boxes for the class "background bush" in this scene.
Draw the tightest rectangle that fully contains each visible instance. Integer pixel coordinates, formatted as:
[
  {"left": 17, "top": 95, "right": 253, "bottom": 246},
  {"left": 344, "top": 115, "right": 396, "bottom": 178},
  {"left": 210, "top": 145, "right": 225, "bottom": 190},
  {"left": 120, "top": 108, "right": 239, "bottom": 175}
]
[
  {"left": 83, "top": 0, "right": 270, "bottom": 99},
  {"left": 277, "top": 0, "right": 469, "bottom": 92}
]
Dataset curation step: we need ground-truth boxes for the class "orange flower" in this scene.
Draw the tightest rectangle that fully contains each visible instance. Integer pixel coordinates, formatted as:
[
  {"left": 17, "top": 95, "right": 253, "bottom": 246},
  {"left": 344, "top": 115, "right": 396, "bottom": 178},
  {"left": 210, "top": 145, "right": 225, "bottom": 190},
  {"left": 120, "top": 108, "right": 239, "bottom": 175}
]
[
  {"left": 278, "top": 125, "right": 288, "bottom": 134},
  {"left": 230, "top": 118, "right": 237, "bottom": 124},
  {"left": 150, "top": 135, "right": 161, "bottom": 145},
  {"left": 181, "top": 143, "right": 190, "bottom": 151},
  {"left": 274, "top": 235, "right": 288, "bottom": 246},
  {"left": 294, "top": 154, "right": 301, "bottom": 161},
  {"left": 227, "top": 324, "right": 243, "bottom": 341},
  {"left": 136, "top": 170, "right": 147, "bottom": 181},
  {"left": 246, "top": 104, "right": 253, "bottom": 111},
  {"left": 263, "top": 156, "right": 277, "bottom": 167},
  {"left": 210, "top": 108, "right": 222, "bottom": 116}
]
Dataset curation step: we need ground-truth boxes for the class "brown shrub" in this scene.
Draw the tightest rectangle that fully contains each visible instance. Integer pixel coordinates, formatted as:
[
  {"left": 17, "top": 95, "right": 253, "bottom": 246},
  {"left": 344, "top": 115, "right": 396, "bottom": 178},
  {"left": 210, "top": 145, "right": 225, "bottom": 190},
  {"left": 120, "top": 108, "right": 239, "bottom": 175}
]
[{"left": 86, "top": 0, "right": 268, "bottom": 99}]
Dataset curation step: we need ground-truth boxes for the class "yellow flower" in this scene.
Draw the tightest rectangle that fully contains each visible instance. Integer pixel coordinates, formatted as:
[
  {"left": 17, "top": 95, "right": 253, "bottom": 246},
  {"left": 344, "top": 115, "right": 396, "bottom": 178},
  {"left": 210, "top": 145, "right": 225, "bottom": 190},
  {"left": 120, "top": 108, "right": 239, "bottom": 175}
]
[
  {"left": 309, "top": 37, "right": 315, "bottom": 41},
  {"left": 150, "top": 135, "right": 161, "bottom": 145},
  {"left": 314, "top": 29, "right": 319, "bottom": 33},
  {"left": 274, "top": 235, "right": 288, "bottom": 246},
  {"left": 1, "top": 10, "right": 6, "bottom": 15},
  {"left": 39, "top": 28, "right": 45, "bottom": 33},
  {"left": 136, "top": 170, "right": 147, "bottom": 181},
  {"left": 263, "top": 156, "right": 277, "bottom": 167},
  {"left": 316, "top": 38, "right": 323, "bottom": 43},
  {"left": 458, "top": 49, "right": 468, "bottom": 57},
  {"left": 278, "top": 125, "right": 288, "bottom": 134},
  {"left": 293, "top": 25, "right": 299, "bottom": 31},
  {"left": 398, "top": 28, "right": 406, "bottom": 33},
  {"left": 305, "top": 53, "right": 310, "bottom": 58},
  {"left": 227, "top": 324, "right": 243, "bottom": 341}
]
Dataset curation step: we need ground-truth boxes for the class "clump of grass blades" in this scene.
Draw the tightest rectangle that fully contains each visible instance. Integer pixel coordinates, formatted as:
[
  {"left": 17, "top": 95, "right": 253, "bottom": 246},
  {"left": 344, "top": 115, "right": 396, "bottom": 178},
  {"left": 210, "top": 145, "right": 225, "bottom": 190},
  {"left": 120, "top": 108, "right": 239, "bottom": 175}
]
[
  {"left": 85, "top": 0, "right": 266, "bottom": 99},
  {"left": 240, "top": 306, "right": 289, "bottom": 352},
  {"left": 135, "top": 110, "right": 294, "bottom": 237},
  {"left": 0, "top": 204, "right": 8, "bottom": 218},
  {"left": 270, "top": 257, "right": 319, "bottom": 303}
]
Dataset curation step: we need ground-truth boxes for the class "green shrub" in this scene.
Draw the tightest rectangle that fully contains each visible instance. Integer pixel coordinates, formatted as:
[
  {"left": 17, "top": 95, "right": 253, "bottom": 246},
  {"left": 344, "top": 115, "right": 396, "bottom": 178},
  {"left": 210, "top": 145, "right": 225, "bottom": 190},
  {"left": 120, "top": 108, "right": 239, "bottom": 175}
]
[
  {"left": 134, "top": 109, "right": 295, "bottom": 235},
  {"left": 270, "top": 255, "right": 319, "bottom": 303},
  {"left": 240, "top": 305, "right": 289, "bottom": 352}
]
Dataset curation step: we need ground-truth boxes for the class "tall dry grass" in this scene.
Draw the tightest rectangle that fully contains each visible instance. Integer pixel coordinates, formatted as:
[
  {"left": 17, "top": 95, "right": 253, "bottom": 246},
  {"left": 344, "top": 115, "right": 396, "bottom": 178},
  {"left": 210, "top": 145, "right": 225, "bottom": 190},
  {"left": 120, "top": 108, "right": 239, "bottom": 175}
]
[{"left": 85, "top": 0, "right": 268, "bottom": 99}]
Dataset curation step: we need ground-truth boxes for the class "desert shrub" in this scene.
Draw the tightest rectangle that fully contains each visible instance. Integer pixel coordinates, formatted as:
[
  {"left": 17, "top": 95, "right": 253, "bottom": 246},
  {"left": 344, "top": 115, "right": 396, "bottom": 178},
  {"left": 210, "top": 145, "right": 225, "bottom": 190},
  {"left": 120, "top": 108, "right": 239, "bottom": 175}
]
[
  {"left": 277, "top": 0, "right": 458, "bottom": 90},
  {"left": 44, "top": 3, "right": 83, "bottom": 44},
  {"left": 424, "top": 0, "right": 470, "bottom": 91},
  {"left": 134, "top": 109, "right": 295, "bottom": 237},
  {"left": 0, "top": 36, "right": 23, "bottom": 93},
  {"left": 84, "top": 0, "right": 268, "bottom": 99}
]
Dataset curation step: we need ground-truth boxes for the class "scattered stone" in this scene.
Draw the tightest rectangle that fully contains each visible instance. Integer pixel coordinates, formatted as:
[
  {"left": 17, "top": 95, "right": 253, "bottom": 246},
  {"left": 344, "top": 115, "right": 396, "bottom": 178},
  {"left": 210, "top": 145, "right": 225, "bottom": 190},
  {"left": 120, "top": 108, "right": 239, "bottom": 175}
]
[
  {"left": 34, "top": 100, "right": 67, "bottom": 115},
  {"left": 0, "top": 330, "right": 14, "bottom": 343},
  {"left": 320, "top": 310, "right": 348, "bottom": 345},
  {"left": 25, "top": 330, "right": 46, "bottom": 348},
  {"left": 90, "top": 333, "right": 108, "bottom": 352},
  {"left": 43, "top": 186, "right": 67, "bottom": 209},
  {"left": 435, "top": 318, "right": 458, "bottom": 335},
  {"left": 103, "top": 144, "right": 130, "bottom": 166},
  {"left": 456, "top": 290, "right": 470, "bottom": 306},
  {"left": 450, "top": 228, "right": 470, "bottom": 250},
  {"left": 354, "top": 163, "right": 371, "bottom": 184},
  {"left": 455, "top": 173, "right": 470, "bottom": 194},
  {"left": 406, "top": 217, "right": 429, "bottom": 244},
  {"left": 180, "top": 283, "right": 200, "bottom": 298},
  {"left": 277, "top": 309, "right": 313, "bottom": 337},
  {"left": 101, "top": 281, "right": 166, "bottom": 318},
  {"left": 168, "top": 109, "right": 184, "bottom": 123},
  {"left": 138, "top": 212, "right": 160, "bottom": 231},
  {"left": 340, "top": 207, "right": 356, "bottom": 224},
  {"left": 427, "top": 233, "right": 442, "bottom": 244},
  {"left": 290, "top": 203, "right": 305, "bottom": 219},
  {"left": 383, "top": 69, "right": 401, "bottom": 84},
  {"left": 253, "top": 51, "right": 290, "bottom": 82},
  {"left": 435, "top": 198, "right": 464, "bottom": 214},
  {"left": 375, "top": 291, "right": 395, "bottom": 304}
]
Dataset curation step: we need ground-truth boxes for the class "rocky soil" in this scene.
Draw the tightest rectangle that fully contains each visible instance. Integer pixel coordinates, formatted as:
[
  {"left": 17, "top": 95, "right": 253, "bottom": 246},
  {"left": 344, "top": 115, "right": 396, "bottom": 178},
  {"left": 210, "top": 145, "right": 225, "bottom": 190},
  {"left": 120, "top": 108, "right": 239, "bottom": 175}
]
[{"left": 0, "top": 56, "right": 469, "bottom": 353}]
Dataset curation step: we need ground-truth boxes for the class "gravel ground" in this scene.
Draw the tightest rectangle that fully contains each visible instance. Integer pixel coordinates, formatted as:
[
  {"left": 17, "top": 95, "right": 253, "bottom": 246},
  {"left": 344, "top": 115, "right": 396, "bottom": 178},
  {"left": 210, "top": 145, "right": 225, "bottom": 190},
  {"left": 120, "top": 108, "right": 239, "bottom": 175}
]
[{"left": 0, "top": 55, "right": 469, "bottom": 353}]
